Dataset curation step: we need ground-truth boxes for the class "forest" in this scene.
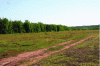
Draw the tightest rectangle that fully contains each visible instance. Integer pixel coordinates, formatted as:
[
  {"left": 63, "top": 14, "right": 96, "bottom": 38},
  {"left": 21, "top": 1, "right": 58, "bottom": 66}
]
[{"left": 0, "top": 18, "right": 99, "bottom": 34}]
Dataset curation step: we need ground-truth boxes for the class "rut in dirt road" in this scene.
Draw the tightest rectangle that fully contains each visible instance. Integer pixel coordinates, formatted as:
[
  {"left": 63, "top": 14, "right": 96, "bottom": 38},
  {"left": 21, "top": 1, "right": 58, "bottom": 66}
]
[
  {"left": 0, "top": 40, "right": 73, "bottom": 66},
  {"left": 20, "top": 35, "right": 93, "bottom": 66},
  {"left": 0, "top": 35, "right": 94, "bottom": 66}
]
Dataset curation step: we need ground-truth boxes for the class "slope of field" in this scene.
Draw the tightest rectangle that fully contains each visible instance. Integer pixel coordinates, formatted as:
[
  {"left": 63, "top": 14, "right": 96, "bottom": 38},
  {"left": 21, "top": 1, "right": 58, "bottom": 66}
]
[{"left": 31, "top": 34, "right": 99, "bottom": 66}]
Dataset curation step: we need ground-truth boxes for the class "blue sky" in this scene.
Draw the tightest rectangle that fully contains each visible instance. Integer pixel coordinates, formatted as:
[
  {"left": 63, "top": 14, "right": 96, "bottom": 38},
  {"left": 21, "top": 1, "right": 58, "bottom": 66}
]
[{"left": 0, "top": 0, "right": 100, "bottom": 26}]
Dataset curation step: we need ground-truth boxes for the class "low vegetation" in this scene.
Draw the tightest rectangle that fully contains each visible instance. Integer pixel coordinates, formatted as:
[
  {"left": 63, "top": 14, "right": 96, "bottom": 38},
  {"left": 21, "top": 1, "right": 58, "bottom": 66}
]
[
  {"left": 0, "top": 30, "right": 98, "bottom": 60},
  {"left": 46, "top": 44, "right": 67, "bottom": 51},
  {"left": 31, "top": 34, "right": 99, "bottom": 66}
]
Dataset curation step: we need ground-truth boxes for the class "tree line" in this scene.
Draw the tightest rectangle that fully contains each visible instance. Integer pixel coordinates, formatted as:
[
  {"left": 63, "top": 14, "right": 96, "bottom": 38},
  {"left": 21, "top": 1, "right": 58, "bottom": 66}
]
[
  {"left": 69, "top": 25, "right": 99, "bottom": 30},
  {"left": 0, "top": 18, "right": 99, "bottom": 34}
]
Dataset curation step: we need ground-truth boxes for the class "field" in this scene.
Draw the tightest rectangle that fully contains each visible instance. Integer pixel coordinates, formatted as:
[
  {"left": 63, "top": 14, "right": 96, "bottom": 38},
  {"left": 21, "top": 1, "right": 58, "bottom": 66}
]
[
  {"left": 31, "top": 33, "right": 99, "bottom": 66},
  {"left": 0, "top": 30, "right": 99, "bottom": 66}
]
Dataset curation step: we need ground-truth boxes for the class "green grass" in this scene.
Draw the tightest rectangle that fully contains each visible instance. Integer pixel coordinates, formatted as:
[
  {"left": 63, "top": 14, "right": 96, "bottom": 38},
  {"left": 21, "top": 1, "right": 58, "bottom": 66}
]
[
  {"left": 0, "top": 30, "right": 99, "bottom": 59},
  {"left": 46, "top": 44, "right": 67, "bottom": 51},
  {"left": 30, "top": 33, "right": 99, "bottom": 66}
]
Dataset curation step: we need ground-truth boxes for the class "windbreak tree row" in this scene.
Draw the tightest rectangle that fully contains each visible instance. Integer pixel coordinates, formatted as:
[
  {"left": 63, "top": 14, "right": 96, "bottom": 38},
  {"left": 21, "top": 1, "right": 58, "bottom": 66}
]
[
  {"left": 0, "top": 18, "right": 99, "bottom": 34},
  {"left": 0, "top": 18, "right": 69, "bottom": 34}
]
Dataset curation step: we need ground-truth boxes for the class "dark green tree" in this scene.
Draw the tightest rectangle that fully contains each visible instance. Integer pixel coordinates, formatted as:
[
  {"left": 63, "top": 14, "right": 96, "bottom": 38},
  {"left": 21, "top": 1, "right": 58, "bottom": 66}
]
[
  {"left": 57, "top": 25, "right": 64, "bottom": 31},
  {"left": 30, "top": 23, "right": 34, "bottom": 33},
  {"left": 7, "top": 20, "right": 14, "bottom": 34},
  {"left": 51, "top": 24, "right": 57, "bottom": 32},
  {"left": 35, "top": 23, "right": 41, "bottom": 33},
  {"left": 46, "top": 24, "right": 51, "bottom": 32},
  {"left": 0, "top": 18, "right": 9, "bottom": 34},
  {"left": 38, "top": 22, "right": 46, "bottom": 32},
  {"left": 23, "top": 20, "right": 31, "bottom": 33}
]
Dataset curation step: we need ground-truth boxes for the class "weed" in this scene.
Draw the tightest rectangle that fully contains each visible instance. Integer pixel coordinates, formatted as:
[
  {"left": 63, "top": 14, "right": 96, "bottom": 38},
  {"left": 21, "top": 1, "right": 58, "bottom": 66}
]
[
  {"left": 45, "top": 32, "right": 48, "bottom": 35},
  {"left": 47, "top": 44, "right": 67, "bottom": 51}
]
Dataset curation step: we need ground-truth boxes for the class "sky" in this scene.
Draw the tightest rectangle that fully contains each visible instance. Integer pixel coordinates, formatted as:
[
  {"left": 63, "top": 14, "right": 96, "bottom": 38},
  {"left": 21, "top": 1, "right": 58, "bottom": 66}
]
[{"left": 0, "top": 0, "right": 100, "bottom": 27}]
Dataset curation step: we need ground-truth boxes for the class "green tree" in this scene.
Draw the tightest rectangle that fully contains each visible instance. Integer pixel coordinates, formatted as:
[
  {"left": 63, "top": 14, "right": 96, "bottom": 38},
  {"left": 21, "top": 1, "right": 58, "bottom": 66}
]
[
  {"left": 38, "top": 22, "right": 46, "bottom": 32},
  {"left": 23, "top": 20, "right": 31, "bottom": 33},
  {"left": 30, "top": 23, "right": 34, "bottom": 33},
  {"left": 7, "top": 20, "right": 13, "bottom": 34},
  {"left": 63, "top": 26, "right": 68, "bottom": 31},
  {"left": 46, "top": 24, "right": 51, "bottom": 32},
  {"left": 57, "top": 25, "right": 64, "bottom": 31},
  {"left": 0, "top": 18, "right": 9, "bottom": 34},
  {"left": 35, "top": 23, "right": 41, "bottom": 33},
  {"left": 12, "top": 21, "right": 18, "bottom": 33},
  {"left": 51, "top": 24, "right": 57, "bottom": 32},
  {"left": 17, "top": 21, "right": 25, "bottom": 33}
]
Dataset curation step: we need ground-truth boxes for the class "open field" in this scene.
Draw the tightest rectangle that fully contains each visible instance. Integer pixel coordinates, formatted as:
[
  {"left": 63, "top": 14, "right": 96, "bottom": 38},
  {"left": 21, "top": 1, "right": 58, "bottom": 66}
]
[
  {"left": 0, "top": 30, "right": 98, "bottom": 59},
  {"left": 31, "top": 32, "right": 99, "bottom": 66},
  {"left": 0, "top": 30, "right": 99, "bottom": 66}
]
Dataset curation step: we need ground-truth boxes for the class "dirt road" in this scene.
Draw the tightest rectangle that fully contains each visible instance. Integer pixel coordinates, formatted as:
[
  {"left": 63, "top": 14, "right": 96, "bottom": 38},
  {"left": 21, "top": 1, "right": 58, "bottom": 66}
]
[{"left": 0, "top": 35, "right": 93, "bottom": 66}]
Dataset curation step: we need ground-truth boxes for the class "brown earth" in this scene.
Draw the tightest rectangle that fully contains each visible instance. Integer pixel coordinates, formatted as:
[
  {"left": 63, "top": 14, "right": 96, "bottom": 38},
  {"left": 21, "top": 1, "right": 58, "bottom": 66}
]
[{"left": 0, "top": 35, "right": 94, "bottom": 66}]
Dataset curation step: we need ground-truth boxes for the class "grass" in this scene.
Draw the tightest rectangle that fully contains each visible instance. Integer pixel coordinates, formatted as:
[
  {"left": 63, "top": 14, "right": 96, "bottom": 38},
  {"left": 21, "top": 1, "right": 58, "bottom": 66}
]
[
  {"left": 30, "top": 33, "right": 99, "bottom": 66},
  {"left": 46, "top": 44, "right": 67, "bottom": 51},
  {"left": 0, "top": 30, "right": 99, "bottom": 59}
]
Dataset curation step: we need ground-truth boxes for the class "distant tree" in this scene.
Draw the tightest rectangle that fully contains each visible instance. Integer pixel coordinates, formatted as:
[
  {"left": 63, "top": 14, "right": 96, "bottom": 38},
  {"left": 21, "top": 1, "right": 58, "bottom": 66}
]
[
  {"left": 68, "top": 27, "right": 72, "bottom": 31},
  {"left": 77, "top": 27, "right": 81, "bottom": 30},
  {"left": 46, "top": 24, "right": 51, "bottom": 32},
  {"left": 0, "top": 17, "right": 99, "bottom": 34},
  {"left": 17, "top": 21, "right": 25, "bottom": 33},
  {"left": 7, "top": 20, "right": 13, "bottom": 34},
  {"left": 0, "top": 18, "right": 2, "bottom": 34},
  {"left": 38, "top": 22, "right": 46, "bottom": 32},
  {"left": 23, "top": 20, "right": 31, "bottom": 33},
  {"left": 0, "top": 18, "right": 9, "bottom": 34},
  {"left": 12, "top": 21, "right": 18, "bottom": 33},
  {"left": 35, "top": 23, "right": 41, "bottom": 32},
  {"left": 50, "top": 24, "right": 57, "bottom": 32},
  {"left": 30, "top": 23, "right": 34, "bottom": 33},
  {"left": 57, "top": 25, "right": 64, "bottom": 31},
  {"left": 63, "top": 26, "right": 69, "bottom": 31},
  {"left": 43, "top": 24, "right": 46, "bottom": 32},
  {"left": 57, "top": 25, "right": 60, "bottom": 31},
  {"left": 12, "top": 20, "right": 23, "bottom": 33},
  {"left": 30, "top": 23, "right": 40, "bottom": 33}
]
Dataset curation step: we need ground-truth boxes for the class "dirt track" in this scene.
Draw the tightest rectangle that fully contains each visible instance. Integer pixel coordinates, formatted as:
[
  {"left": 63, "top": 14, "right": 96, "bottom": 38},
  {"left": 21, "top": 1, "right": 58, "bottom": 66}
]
[{"left": 0, "top": 35, "right": 93, "bottom": 66}]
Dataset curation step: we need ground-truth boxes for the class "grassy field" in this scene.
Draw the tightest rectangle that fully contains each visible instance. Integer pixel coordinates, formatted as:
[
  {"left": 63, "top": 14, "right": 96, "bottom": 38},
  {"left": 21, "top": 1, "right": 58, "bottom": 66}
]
[
  {"left": 31, "top": 33, "right": 99, "bottom": 66},
  {"left": 0, "top": 30, "right": 99, "bottom": 59}
]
